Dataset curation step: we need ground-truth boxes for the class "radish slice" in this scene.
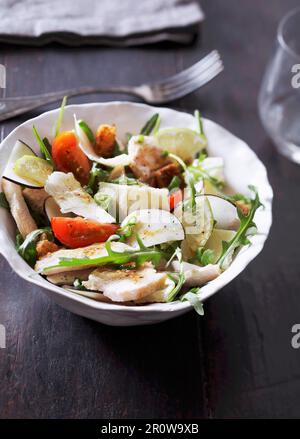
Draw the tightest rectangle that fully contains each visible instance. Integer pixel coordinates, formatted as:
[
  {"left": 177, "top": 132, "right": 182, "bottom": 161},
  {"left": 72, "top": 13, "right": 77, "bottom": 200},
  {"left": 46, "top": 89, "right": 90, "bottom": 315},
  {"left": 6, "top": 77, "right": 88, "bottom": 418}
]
[
  {"left": 2, "top": 140, "right": 44, "bottom": 188},
  {"left": 206, "top": 195, "right": 239, "bottom": 230},
  {"left": 74, "top": 115, "right": 131, "bottom": 167},
  {"left": 120, "top": 209, "right": 184, "bottom": 248}
]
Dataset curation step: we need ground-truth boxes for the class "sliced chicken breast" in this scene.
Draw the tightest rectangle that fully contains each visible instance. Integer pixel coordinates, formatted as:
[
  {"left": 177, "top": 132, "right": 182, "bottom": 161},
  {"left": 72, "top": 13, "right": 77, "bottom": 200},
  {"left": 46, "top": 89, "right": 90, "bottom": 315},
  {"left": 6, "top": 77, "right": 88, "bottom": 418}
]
[
  {"left": 172, "top": 261, "right": 221, "bottom": 287},
  {"left": 47, "top": 268, "right": 94, "bottom": 285},
  {"left": 2, "top": 179, "right": 37, "bottom": 238},
  {"left": 35, "top": 241, "right": 132, "bottom": 275},
  {"left": 83, "top": 266, "right": 167, "bottom": 302},
  {"left": 45, "top": 171, "right": 115, "bottom": 223},
  {"left": 128, "top": 136, "right": 172, "bottom": 185},
  {"left": 135, "top": 278, "right": 175, "bottom": 304}
]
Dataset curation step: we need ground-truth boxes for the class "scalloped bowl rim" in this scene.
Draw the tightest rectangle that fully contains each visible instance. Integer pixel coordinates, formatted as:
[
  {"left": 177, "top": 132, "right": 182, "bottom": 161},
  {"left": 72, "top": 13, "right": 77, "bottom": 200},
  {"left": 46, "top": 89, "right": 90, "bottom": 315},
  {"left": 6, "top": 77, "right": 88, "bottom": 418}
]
[{"left": 0, "top": 102, "right": 273, "bottom": 316}]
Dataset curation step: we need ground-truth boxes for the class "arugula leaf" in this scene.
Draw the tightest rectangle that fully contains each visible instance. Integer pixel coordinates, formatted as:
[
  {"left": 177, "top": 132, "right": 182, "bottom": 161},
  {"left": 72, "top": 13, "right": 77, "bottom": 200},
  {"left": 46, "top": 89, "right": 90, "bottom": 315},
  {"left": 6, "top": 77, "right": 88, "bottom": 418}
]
[
  {"left": 117, "top": 215, "right": 137, "bottom": 242},
  {"left": 168, "top": 175, "right": 181, "bottom": 192},
  {"left": 73, "top": 278, "right": 87, "bottom": 291},
  {"left": 165, "top": 151, "right": 197, "bottom": 209},
  {"left": 140, "top": 113, "right": 160, "bottom": 135},
  {"left": 194, "top": 110, "right": 204, "bottom": 135},
  {"left": 217, "top": 185, "right": 262, "bottom": 270},
  {"left": 152, "top": 114, "right": 161, "bottom": 134},
  {"left": 78, "top": 120, "right": 95, "bottom": 145},
  {"left": 167, "top": 248, "right": 185, "bottom": 302},
  {"left": 0, "top": 192, "right": 9, "bottom": 209},
  {"left": 15, "top": 232, "right": 24, "bottom": 251},
  {"left": 85, "top": 163, "right": 109, "bottom": 195},
  {"left": 42, "top": 137, "right": 52, "bottom": 155},
  {"left": 181, "top": 288, "right": 204, "bottom": 316},
  {"left": 195, "top": 150, "right": 208, "bottom": 161},
  {"left": 188, "top": 163, "right": 224, "bottom": 191},
  {"left": 94, "top": 193, "right": 112, "bottom": 211},
  {"left": 55, "top": 96, "right": 67, "bottom": 138},
  {"left": 32, "top": 125, "right": 55, "bottom": 168},
  {"left": 43, "top": 237, "right": 163, "bottom": 273},
  {"left": 18, "top": 227, "right": 54, "bottom": 267},
  {"left": 194, "top": 109, "right": 208, "bottom": 146},
  {"left": 110, "top": 174, "right": 139, "bottom": 186},
  {"left": 196, "top": 248, "right": 215, "bottom": 266}
]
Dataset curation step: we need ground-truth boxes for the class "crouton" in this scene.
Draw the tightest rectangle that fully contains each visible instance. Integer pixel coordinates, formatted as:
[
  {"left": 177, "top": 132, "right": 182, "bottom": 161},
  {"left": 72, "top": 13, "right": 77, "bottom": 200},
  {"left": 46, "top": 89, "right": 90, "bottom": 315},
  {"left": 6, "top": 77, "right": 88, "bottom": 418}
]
[
  {"left": 36, "top": 240, "right": 59, "bottom": 259},
  {"left": 154, "top": 163, "right": 181, "bottom": 188},
  {"left": 129, "top": 144, "right": 171, "bottom": 185},
  {"left": 95, "top": 124, "right": 116, "bottom": 158}
]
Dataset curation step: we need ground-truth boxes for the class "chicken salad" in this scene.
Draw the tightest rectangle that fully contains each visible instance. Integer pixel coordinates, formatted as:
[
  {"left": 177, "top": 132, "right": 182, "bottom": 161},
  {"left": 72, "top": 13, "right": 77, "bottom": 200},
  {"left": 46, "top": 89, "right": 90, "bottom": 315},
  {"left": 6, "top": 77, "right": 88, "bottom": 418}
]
[{"left": 0, "top": 100, "right": 262, "bottom": 314}]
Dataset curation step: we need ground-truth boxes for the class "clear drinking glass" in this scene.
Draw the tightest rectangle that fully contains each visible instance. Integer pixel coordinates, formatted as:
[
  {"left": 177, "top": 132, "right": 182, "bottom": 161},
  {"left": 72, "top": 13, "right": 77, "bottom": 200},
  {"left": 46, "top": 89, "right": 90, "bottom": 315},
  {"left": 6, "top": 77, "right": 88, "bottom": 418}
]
[{"left": 259, "top": 7, "right": 300, "bottom": 163}]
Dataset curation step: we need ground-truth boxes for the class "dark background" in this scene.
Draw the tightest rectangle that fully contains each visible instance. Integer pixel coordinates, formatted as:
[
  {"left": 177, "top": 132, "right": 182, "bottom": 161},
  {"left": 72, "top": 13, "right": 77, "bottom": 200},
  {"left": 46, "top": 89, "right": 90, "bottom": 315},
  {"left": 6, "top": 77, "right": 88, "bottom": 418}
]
[{"left": 1, "top": 0, "right": 300, "bottom": 419}]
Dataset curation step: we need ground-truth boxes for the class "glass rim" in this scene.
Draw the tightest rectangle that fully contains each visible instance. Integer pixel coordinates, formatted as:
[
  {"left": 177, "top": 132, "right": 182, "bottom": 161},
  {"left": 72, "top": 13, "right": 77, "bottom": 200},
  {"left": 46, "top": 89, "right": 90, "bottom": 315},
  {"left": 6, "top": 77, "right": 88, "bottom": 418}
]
[{"left": 278, "top": 6, "right": 300, "bottom": 60}]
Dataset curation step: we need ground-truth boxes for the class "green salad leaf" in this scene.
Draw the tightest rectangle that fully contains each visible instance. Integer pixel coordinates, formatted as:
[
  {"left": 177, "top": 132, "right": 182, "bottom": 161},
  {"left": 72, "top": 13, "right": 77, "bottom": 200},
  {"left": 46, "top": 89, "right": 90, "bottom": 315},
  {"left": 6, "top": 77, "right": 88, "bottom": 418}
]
[
  {"left": 73, "top": 278, "right": 87, "bottom": 291},
  {"left": 94, "top": 193, "right": 113, "bottom": 211},
  {"left": 85, "top": 163, "right": 109, "bottom": 195},
  {"left": 181, "top": 288, "right": 204, "bottom": 316},
  {"left": 188, "top": 165, "right": 224, "bottom": 191},
  {"left": 110, "top": 174, "right": 139, "bottom": 186},
  {"left": 42, "top": 137, "right": 52, "bottom": 155},
  {"left": 194, "top": 110, "right": 205, "bottom": 136},
  {"left": 168, "top": 175, "right": 181, "bottom": 192},
  {"left": 18, "top": 227, "right": 54, "bottom": 267},
  {"left": 217, "top": 185, "right": 262, "bottom": 270},
  {"left": 55, "top": 96, "right": 67, "bottom": 138},
  {"left": 140, "top": 113, "right": 160, "bottom": 135},
  {"left": 0, "top": 192, "right": 9, "bottom": 209},
  {"left": 196, "top": 248, "right": 215, "bottom": 266},
  {"left": 15, "top": 232, "right": 24, "bottom": 251},
  {"left": 117, "top": 215, "right": 137, "bottom": 242},
  {"left": 167, "top": 248, "right": 185, "bottom": 302},
  {"left": 164, "top": 151, "right": 197, "bottom": 209},
  {"left": 78, "top": 120, "right": 95, "bottom": 145},
  {"left": 188, "top": 154, "right": 224, "bottom": 191},
  {"left": 194, "top": 110, "right": 208, "bottom": 147},
  {"left": 32, "top": 125, "right": 55, "bottom": 168}
]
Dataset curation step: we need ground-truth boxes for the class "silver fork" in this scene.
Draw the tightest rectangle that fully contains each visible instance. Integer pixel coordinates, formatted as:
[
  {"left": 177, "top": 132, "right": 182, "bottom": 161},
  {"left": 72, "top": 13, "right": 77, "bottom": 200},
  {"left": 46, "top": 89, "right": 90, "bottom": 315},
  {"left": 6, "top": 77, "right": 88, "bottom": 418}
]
[{"left": 0, "top": 50, "right": 223, "bottom": 122}]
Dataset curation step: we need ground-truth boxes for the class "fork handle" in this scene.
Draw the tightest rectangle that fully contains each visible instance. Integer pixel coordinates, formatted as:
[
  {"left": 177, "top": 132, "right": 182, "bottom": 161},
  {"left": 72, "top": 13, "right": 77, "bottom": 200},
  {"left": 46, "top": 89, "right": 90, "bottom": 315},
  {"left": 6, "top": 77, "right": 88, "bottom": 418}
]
[{"left": 0, "top": 86, "right": 141, "bottom": 122}]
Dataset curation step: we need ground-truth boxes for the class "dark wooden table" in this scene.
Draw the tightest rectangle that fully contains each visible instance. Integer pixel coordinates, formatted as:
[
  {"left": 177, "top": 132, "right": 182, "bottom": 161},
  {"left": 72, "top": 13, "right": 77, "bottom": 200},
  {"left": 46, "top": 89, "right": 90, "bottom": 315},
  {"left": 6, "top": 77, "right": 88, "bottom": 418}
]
[{"left": 1, "top": 0, "right": 300, "bottom": 419}]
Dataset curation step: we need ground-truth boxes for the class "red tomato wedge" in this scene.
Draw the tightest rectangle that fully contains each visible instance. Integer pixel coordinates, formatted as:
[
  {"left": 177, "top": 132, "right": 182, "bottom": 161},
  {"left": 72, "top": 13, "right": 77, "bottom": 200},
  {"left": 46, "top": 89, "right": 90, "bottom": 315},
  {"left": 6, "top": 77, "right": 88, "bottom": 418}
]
[
  {"left": 169, "top": 190, "right": 183, "bottom": 210},
  {"left": 51, "top": 217, "right": 119, "bottom": 248},
  {"left": 52, "top": 131, "right": 91, "bottom": 185}
]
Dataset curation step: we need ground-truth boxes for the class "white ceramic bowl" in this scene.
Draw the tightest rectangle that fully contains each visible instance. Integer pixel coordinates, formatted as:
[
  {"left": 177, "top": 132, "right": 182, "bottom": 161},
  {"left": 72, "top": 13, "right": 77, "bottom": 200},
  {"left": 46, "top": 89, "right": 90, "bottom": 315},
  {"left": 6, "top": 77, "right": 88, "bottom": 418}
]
[{"left": 0, "top": 102, "right": 273, "bottom": 326}]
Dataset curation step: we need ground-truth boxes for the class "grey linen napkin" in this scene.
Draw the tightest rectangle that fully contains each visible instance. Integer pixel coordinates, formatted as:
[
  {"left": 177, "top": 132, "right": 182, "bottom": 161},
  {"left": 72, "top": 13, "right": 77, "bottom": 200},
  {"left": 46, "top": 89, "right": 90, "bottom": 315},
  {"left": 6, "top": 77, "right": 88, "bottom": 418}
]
[{"left": 0, "top": 0, "right": 204, "bottom": 46}]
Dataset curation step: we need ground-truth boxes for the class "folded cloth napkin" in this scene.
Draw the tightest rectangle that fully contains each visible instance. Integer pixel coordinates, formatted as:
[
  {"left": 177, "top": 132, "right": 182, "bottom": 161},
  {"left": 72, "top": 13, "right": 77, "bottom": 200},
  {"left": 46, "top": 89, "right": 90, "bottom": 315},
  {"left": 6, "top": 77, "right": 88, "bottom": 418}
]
[{"left": 0, "top": 0, "right": 204, "bottom": 46}]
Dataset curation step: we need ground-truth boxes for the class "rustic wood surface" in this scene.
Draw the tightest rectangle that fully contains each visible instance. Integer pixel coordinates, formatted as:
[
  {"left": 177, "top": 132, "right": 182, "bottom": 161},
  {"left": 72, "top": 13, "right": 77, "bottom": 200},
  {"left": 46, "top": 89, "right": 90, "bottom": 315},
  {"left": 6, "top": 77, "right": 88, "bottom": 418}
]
[{"left": 1, "top": 0, "right": 300, "bottom": 419}]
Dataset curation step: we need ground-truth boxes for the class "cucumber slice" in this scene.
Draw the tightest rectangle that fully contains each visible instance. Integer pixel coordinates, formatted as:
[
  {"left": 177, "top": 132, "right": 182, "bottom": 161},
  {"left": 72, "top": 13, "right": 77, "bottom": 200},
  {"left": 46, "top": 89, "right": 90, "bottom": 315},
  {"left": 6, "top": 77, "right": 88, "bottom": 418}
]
[
  {"left": 2, "top": 139, "right": 46, "bottom": 188},
  {"left": 155, "top": 127, "right": 206, "bottom": 162},
  {"left": 205, "top": 229, "right": 236, "bottom": 263},
  {"left": 13, "top": 155, "right": 53, "bottom": 186}
]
